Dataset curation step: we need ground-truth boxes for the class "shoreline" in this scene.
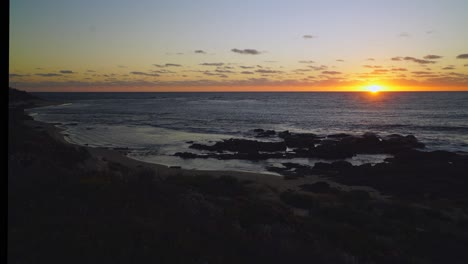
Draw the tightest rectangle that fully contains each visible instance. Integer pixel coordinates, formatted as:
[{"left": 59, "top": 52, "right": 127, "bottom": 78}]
[{"left": 25, "top": 103, "right": 392, "bottom": 199}]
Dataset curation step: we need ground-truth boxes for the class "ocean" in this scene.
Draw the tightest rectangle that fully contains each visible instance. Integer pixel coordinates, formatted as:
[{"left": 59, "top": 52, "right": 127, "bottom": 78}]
[{"left": 28, "top": 92, "right": 468, "bottom": 174}]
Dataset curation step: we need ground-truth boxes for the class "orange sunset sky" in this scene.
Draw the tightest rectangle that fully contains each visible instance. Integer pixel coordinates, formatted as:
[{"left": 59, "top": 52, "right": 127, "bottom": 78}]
[{"left": 9, "top": 0, "right": 468, "bottom": 92}]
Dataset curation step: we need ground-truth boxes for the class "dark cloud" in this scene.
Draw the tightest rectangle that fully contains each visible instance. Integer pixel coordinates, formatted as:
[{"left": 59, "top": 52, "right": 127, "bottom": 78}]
[
  {"left": 391, "top": 68, "right": 408, "bottom": 72},
  {"left": 412, "top": 71, "right": 433, "bottom": 75},
  {"left": 293, "top": 69, "right": 312, "bottom": 73},
  {"left": 239, "top": 66, "right": 255, "bottom": 69},
  {"left": 59, "top": 70, "right": 74, "bottom": 74},
  {"left": 154, "top": 63, "right": 182, "bottom": 68},
  {"left": 195, "top": 50, "right": 206, "bottom": 54},
  {"left": 130, "top": 71, "right": 160, "bottom": 77},
  {"left": 203, "top": 72, "right": 228, "bottom": 78},
  {"left": 465, "top": 64, "right": 468, "bottom": 67},
  {"left": 423, "top": 55, "right": 442, "bottom": 60},
  {"left": 456, "top": 54, "right": 468, "bottom": 59},
  {"left": 200, "top": 63, "right": 224, "bottom": 66},
  {"left": 298, "top": 60, "right": 315, "bottom": 64},
  {"left": 302, "top": 35, "right": 315, "bottom": 39},
  {"left": 363, "top": 65, "right": 383, "bottom": 69},
  {"left": 322, "top": 71, "right": 342, "bottom": 75},
  {"left": 152, "top": 69, "right": 175, "bottom": 74},
  {"left": 336, "top": 59, "right": 344, "bottom": 62},
  {"left": 308, "top": 65, "right": 328, "bottom": 71},
  {"left": 402, "top": 57, "right": 437, "bottom": 64},
  {"left": 398, "top": 32, "right": 410, "bottom": 38},
  {"left": 231, "top": 48, "right": 262, "bottom": 55},
  {"left": 241, "top": 71, "right": 254, "bottom": 75},
  {"left": 35, "top": 73, "right": 62, "bottom": 77},
  {"left": 9, "top": 73, "right": 28, "bottom": 77},
  {"left": 442, "top": 66, "right": 455, "bottom": 70},
  {"left": 391, "top": 57, "right": 402, "bottom": 61},
  {"left": 370, "top": 69, "right": 389, "bottom": 74},
  {"left": 255, "top": 69, "right": 282, "bottom": 74},
  {"left": 215, "top": 69, "right": 235, "bottom": 73}
]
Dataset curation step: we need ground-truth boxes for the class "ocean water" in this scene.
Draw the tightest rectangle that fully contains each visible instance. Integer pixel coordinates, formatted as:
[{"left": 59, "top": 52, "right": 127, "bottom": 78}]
[{"left": 28, "top": 92, "right": 468, "bottom": 174}]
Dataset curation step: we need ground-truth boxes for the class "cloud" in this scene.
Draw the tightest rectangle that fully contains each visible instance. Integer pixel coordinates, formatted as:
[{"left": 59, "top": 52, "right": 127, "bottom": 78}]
[
  {"left": 9, "top": 73, "right": 28, "bottom": 77},
  {"left": 241, "top": 71, "right": 254, "bottom": 75},
  {"left": 426, "top": 30, "right": 435, "bottom": 34},
  {"left": 130, "top": 71, "right": 160, "bottom": 77},
  {"left": 35, "top": 73, "right": 62, "bottom": 77},
  {"left": 412, "top": 71, "right": 433, "bottom": 75},
  {"left": 391, "top": 68, "right": 408, "bottom": 72},
  {"left": 298, "top": 60, "right": 315, "bottom": 64},
  {"left": 336, "top": 59, "right": 344, "bottom": 62},
  {"left": 59, "top": 70, "right": 74, "bottom": 74},
  {"left": 391, "top": 57, "right": 402, "bottom": 61},
  {"left": 308, "top": 65, "right": 328, "bottom": 71},
  {"left": 442, "top": 66, "right": 455, "bottom": 70},
  {"left": 363, "top": 65, "right": 383, "bottom": 69},
  {"left": 117, "top": 65, "right": 127, "bottom": 68},
  {"left": 366, "top": 58, "right": 375, "bottom": 61},
  {"left": 401, "top": 57, "right": 437, "bottom": 64},
  {"left": 302, "top": 35, "right": 315, "bottom": 39},
  {"left": 255, "top": 69, "right": 282, "bottom": 74},
  {"left": 456, "top": 54, "right": 468, "bottom": 59},
  {"left": 239, "top": 66, "right": 255, "bottom": 69},
  {"left": 86, "top": 70, "right": 96, "bottom": 73},
  {"left": 398, "top": 32, "right": 410, "bottom": 38},
  {"left": 195, "top": 50, "right": 206, "bottom": 54},
  {"left": 370, "top": 69, "right": 389, "bottom": 74},
  {"left": 215, "top": 69, "right": 235, "bottom": 73},
  {"left": 203, "top": 72, "right": 228, "bottom": 78},
  {"left": 152, "top": 69, "right": 175, "bottom": 74},
  {"left": 154, "top": 63, "right": 182, "bottom": 68},
  {"left": 465, "top": 64, "right": 468, "bottom": 67},
  {"left": 231, "top": 48, "right": 262, "bottom": 55},
  {"left": 200, "top": 63, "right": 224, "bottom": 66},
  {"left": 293, "top": 69, "right": 312, "bottom": 73},
  {"left": 423, "top": 55, "right": 442, "bottom": 60},
  {"left": 322, "top": 71, "right": 342, "bottom": 75}
]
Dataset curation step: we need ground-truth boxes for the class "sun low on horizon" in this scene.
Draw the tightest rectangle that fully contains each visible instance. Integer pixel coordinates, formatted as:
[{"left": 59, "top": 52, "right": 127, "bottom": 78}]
[{"left": 9, "top": 0, "right": 468, "bottom": 92}]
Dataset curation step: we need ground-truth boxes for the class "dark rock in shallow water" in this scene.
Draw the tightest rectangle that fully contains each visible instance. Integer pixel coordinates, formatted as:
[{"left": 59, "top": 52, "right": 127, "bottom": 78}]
[
  {"left": 300, "top": 182, "right": 332, "bottom": 193},
  {"left": 282, "top": 133, "right": 320, "bottom": 149},
  {"left": 190, "top": 138, "right": 286, "bottom": 153},
  {"left": 327, "top": 133, "right": 351, "bottom": 139},
  {"left": 381, "top": 134, "right": 425, "bottom": 153},
  {"left": 254, "top": 129, "right": 276, "bottom": 138},
  {"left": 175, "top": 152, "right": 201, "bottom": 159},
  {"left": 311, "top": 143, "right": 355, "bottom": 159}
]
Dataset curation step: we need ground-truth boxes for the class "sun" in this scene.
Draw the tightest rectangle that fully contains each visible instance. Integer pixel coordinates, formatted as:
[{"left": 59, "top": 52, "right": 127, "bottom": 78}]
[{"left": 366, "top": 85, "right": 383, "bottom": 93}]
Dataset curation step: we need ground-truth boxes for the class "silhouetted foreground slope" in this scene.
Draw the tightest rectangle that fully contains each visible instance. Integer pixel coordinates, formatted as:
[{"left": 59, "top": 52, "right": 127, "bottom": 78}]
[{"left": 8, "top": 89, "right": 468, "bottom": 264}]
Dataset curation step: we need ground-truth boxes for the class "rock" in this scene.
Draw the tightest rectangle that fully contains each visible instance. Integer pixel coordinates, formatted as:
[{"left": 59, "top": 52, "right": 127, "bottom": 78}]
[
  {"left": 327, "top": 133, "right": 351, "bottom": 138},
  {"left": 331, "top": 160, "right": 353, "bottom": 169},
  {"left": 190, "top": 139, "right": 286, "bottom": 153},
  {"left": 254, "top": 129, "right": 276, "bottom": 138},
  {"left": 282, "top": 133, "right": 320, "bottom": 149},
  {"left": 174, "top": 152, "right": 200, "bottom": 159},
  {"left": 300, "top": 182, "right": 332, "bottom": 193},
  {"left": 278, "top": 130, "right": 291, "bottom": 139}
]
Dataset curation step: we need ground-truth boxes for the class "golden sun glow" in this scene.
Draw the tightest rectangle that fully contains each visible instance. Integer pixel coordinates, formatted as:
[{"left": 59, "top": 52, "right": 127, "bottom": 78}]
[{"left": 366, "top": 85, "right": 383, "bottom": 93}]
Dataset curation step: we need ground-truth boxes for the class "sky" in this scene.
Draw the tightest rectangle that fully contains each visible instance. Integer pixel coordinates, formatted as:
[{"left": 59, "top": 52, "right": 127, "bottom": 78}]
[{"left": 9, "top": 0, "right": 468, "bottom": 92}]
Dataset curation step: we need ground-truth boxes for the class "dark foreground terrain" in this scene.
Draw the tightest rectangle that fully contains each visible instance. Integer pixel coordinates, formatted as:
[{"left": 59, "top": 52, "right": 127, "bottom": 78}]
[{"left": 8, "top": 88, "right": 468, "bottom": 263}]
